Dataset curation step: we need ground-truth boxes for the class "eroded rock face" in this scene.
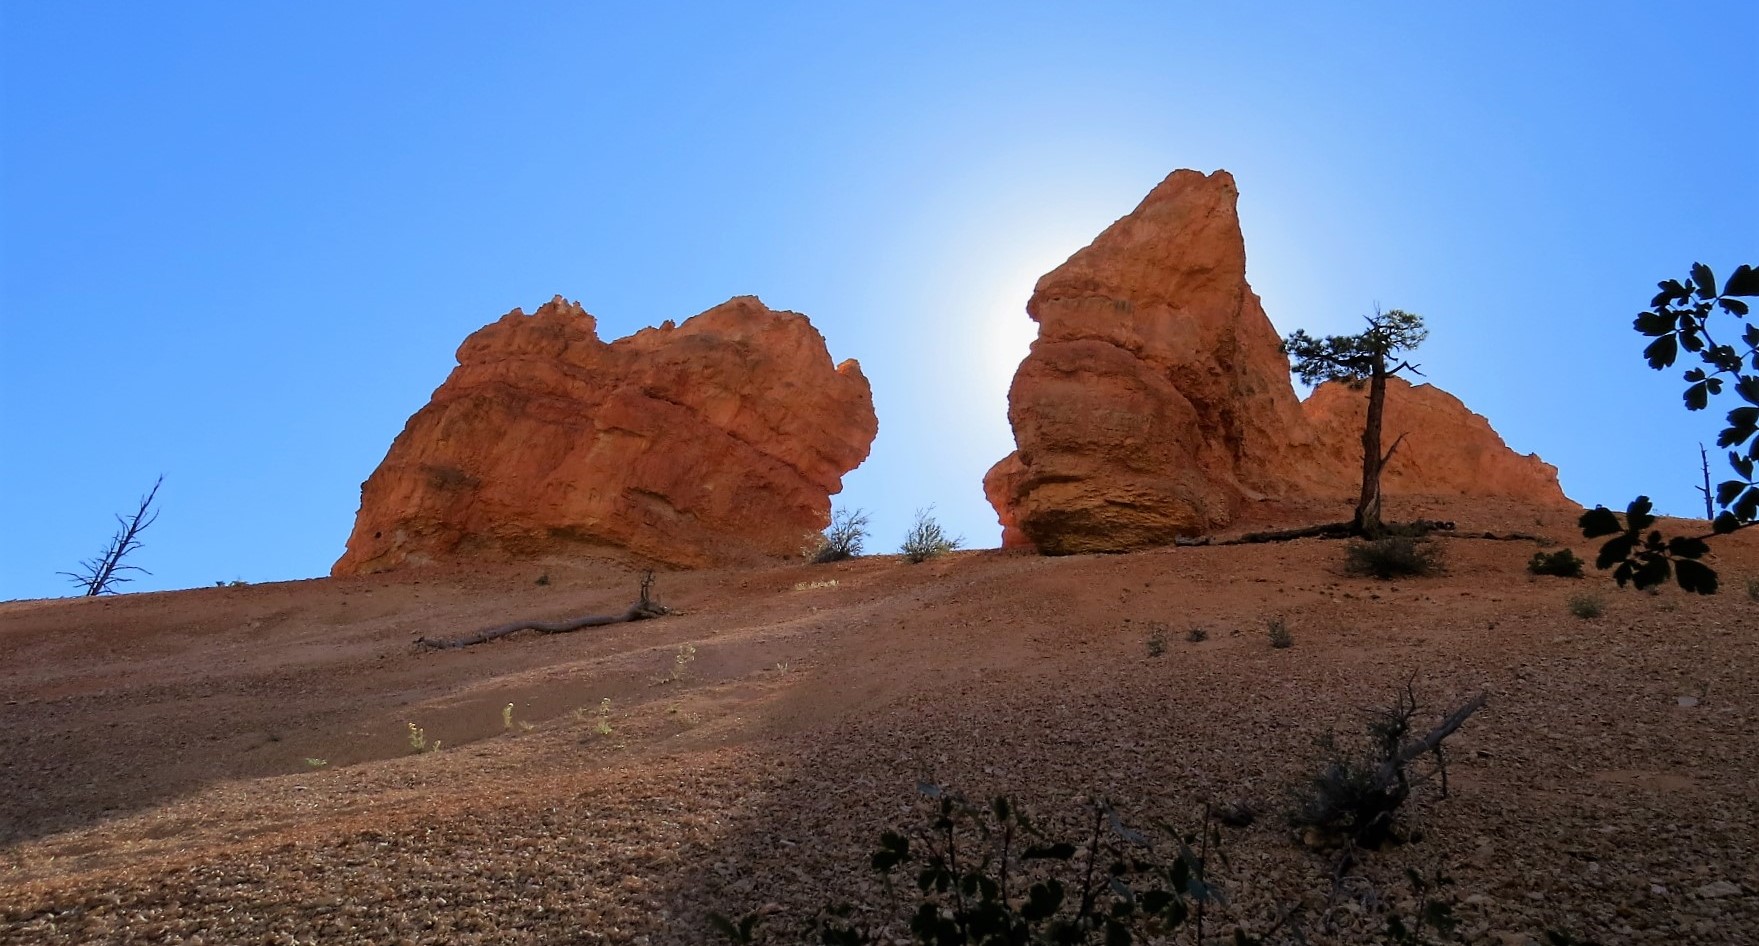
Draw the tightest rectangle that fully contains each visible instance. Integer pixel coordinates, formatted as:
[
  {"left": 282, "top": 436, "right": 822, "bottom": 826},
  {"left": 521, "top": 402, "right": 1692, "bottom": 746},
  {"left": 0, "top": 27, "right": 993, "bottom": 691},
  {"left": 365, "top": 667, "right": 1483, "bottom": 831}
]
[
  {"left": 1301, "top": 377, "right": 1565, "bottom": 505},
  {"left": 333, "top": 295, "right": 876, "bottom": 574},
  {"left": 983, "top": 169, "right": 1322, "bottom": 553},
  {"left": 985, "top": 169, "right": 1567, "bottom": 552}
]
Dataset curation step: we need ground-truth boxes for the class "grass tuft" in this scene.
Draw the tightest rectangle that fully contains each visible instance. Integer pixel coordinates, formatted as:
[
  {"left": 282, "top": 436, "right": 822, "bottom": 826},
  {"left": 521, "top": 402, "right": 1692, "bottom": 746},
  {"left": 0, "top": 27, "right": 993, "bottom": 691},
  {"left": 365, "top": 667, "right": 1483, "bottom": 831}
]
[
  {"left": 1567, "top": 593, "right": 1605, "bottom": 620},
  {"left": 1267, "top": 616, "right": 1294, "bottom": 649}
]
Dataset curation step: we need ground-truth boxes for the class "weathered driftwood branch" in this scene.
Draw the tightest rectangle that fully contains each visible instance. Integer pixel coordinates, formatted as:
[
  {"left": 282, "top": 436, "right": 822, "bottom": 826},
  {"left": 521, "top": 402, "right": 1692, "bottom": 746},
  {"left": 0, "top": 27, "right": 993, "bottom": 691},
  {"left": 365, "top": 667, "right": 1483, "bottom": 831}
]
[
  {"left": 1216, "top": 518, "right": 1551, "bottom": 547},
  {"left": 1223, "top": 521, "right": 1357, "bottom": 545},
  {"left": 415, "top": 572, "right": 671, "bottom": 651},
  {"left": 1387, "top": 690, "right": 1487, "bottom": 778},
  {"left": 1452, "top": 530, "right": 1552, "bottom": 543},
  {"left": 1338, "top": 690, "right": 1489, "bottom": 850}
]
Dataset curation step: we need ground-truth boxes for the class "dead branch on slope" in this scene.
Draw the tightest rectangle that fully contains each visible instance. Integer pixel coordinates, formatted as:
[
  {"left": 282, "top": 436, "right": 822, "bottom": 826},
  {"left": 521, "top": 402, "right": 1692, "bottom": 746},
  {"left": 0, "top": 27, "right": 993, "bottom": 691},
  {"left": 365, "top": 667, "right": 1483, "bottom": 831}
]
[
  {"left": 60, "top": 475, "right": 164, "bottom": 596},
  {"left": 1213, "top": 518, "right": 1553, "bottom": 548},
  {"left": 414, "top": 571, "right": 672, "bottom": 651},
  {"left": 1222, "top": 518, "right": 1457, "bottom": 546},
  {"left": 1293, "top": 687, "right": 1488, "bottom": 850}
]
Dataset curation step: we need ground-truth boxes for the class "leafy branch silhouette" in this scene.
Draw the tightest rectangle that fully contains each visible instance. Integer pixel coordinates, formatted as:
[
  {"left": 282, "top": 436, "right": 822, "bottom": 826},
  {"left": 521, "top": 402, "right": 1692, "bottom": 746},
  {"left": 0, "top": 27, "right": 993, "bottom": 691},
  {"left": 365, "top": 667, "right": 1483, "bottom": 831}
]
[{"left": 1581, "top": 263, "right": 1758, "bottom": 593}]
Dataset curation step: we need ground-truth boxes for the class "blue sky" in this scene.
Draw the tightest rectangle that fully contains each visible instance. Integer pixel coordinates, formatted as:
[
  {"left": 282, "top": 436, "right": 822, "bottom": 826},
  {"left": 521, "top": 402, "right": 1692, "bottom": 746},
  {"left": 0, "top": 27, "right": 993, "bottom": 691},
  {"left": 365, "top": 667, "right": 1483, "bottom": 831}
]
[{"left": 3, "top": 2, "right": 1755, "bottom": 600}]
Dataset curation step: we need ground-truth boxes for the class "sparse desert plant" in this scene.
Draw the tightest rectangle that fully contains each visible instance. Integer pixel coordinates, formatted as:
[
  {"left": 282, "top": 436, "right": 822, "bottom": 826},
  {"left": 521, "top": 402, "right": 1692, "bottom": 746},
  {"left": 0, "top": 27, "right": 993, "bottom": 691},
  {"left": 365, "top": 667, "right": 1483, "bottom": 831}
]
[
  {"left": 710, "top": 756, "right": 1509, "bottom": 945},
  {"left": 1385, "top": 864, "right": 1460, "bottom": 944},
  {"left": 651, "top": 643, "right": 698, "bottom": 685},
  {"left": 503, "top": 699, "right": 534, "bottom": 727},
  {"left": 1186, "top": 626, "right": 1209, "bottom": 643},
  {"left": 405, "top": 722, "right": 440, "bottom": 753},
  {"left": 793, "top": 578, "right": 839, "bottom": 591},
  {"left": 1267, "top": 616, "right": 1294, "bottom": 649},
  {"left": 593, "top": 698, "right": 613, "bottom": 736},
  {"left": 713, "top": 785, "right": 1246, "bottom": 946},
  {"left": 535, "top": 573, "right": 550, "bottom": 586},
  {"left": 1748, "top": 576, "right": 1758, "bottom": 601},
  {"left": 1145, "top": 622, "right": 1168, "bottom": 657},
  {"left": 1528, "top": 548, "right": 1585, "bottom": 578},
  {"left": 1290, "top": 685, "right": 1486, "bottom": 850},
  {"left": 899, "top": 506, "right": 963, "bottom": 563},
  {"left": 1567, "top": 593, "right": 1605, "bottom": 619},
  {"left": 213, "top": 578, "right": 248, "bottom": 587},
  {"left": 61, "top": 475, "right": 164, "bottom": 596},
  {"left": 804, "top": 507, "right": 870, "bottom": 563},
  {"left": 1344, "top": 536, "right": 1443, "bottom": 579},
  {"left": 303, "top": 757, "right": 328, "bottom": 768}
]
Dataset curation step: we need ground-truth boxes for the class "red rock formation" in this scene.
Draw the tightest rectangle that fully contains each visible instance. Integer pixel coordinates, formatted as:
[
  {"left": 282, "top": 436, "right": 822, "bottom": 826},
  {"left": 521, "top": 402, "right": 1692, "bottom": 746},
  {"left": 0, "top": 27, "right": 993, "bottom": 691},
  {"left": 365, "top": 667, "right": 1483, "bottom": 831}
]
[
  {"left": 984, "top": 169, "right": 1323, "bottom": 553},
  {"left": 333, "top": 295, "right": 876, "bottom": 574},
  {"left": 1300, "top": 377, "right": 1565, "bottom": 505},
  {"left": 986, "top": 169, "right": 1568, "bottom": 553}
]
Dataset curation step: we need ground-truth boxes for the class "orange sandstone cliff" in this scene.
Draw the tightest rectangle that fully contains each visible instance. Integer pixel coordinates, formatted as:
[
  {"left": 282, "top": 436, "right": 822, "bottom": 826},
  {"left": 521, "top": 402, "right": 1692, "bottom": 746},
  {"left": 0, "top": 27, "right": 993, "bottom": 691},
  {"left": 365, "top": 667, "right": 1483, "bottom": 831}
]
[
  {"left": 985, "top": 169, "right": 1567, "bottom": 553},
  {"left": 333, "top": 296, "right": 876, "bottom": 574},
  {"left": 1300, "top": 376, "right": 1564, "bottom": 506}
]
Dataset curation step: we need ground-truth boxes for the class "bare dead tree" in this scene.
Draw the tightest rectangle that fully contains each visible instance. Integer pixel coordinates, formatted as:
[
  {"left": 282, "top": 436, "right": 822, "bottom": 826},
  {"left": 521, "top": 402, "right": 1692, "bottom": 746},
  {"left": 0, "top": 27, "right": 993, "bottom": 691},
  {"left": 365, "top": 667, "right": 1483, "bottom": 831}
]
[
  {"left": 1697, "top": 443, "right": 1714, "bottom": 521},
  {"left": 415, "top": 571, "right": 672, "bottom": 650},
  {"left": 59, "top": 475, "right": 164, "bottom": 596}
]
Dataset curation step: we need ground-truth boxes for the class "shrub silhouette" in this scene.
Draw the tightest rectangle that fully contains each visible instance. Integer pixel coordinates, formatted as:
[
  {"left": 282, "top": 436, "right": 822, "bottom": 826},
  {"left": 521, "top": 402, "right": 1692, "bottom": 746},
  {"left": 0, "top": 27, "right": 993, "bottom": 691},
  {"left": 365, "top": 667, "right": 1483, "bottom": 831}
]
[
  {"left": 1527, "top": 549, "right": 1585, "bottom": 578},
  {"left": 1343, "top": 537, "right": 1442, "bottom": 579},
  {"left": 1582, "top": 262, "right": 1758, "bottom": 594},
  {"left": 715, "top": 786, "right": 1245, "bottom": 945}
]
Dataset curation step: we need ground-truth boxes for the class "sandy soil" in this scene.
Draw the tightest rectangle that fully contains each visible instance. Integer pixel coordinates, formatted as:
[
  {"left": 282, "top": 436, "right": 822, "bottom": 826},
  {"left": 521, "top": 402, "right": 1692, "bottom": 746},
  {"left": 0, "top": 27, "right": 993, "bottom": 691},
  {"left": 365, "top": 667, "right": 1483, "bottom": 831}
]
[{"left": 2, "top": 500, "right": 1755, "bottom": 945}]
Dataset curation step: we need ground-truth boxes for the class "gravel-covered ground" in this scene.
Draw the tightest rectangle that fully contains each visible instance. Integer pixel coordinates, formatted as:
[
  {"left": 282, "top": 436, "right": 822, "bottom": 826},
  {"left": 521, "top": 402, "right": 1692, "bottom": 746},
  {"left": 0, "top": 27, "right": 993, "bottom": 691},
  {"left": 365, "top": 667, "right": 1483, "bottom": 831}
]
[{"left": 2, "top": 502, "right": 1755, "bottom": 944}]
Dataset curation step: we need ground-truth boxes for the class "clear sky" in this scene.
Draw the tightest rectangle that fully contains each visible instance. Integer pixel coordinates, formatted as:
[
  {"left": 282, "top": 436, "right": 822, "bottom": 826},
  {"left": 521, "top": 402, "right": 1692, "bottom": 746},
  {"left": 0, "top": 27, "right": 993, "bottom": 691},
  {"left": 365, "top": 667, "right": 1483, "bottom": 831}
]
[{"left": 3, "top": 2, "right": 1755, "bottom": 600}]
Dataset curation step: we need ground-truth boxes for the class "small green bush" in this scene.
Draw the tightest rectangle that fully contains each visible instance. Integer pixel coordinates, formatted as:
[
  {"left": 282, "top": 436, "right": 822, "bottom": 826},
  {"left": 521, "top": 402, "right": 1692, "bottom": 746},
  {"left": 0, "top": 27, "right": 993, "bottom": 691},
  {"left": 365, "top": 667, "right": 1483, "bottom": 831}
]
[
  {"left": 899, "top": 506, "right": 962, "bottom": 564},
  {"left": 1267, "top": 616, "right": 1293, "bottom": 649},
  {"left": 1747, "top": 577, "right": 1758, "bottom": 602},
  {"left": 1567, "top": 593, "right": 1605, "bottom": 619},
  {"left": 1186, "top": 626, "right": 1209, "bottom": 643},
  {"left": 804, "top": 507, "right": 870, "bottom": 563},
  {"left": 1345, "top": 537, "right": 1443, "bottom": 579},
  {"left": 1527, "top": 549, "right": 1584, "bottom": 578}
]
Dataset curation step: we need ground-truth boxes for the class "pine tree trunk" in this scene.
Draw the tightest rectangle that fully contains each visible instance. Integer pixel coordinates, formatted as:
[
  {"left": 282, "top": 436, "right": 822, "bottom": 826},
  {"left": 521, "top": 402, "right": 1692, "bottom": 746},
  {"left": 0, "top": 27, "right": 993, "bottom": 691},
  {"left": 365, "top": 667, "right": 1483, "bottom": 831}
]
[{"left": 1353, "top": 361, "right": 1388, "bottom": 537}]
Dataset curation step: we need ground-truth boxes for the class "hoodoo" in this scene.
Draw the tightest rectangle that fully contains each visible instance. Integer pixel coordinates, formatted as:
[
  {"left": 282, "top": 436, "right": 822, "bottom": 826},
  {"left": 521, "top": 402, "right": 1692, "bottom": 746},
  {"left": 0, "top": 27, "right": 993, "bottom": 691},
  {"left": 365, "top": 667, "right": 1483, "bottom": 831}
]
[
  {"left": 985, "top": 169, "right": 1567, "bottom": 553},
  {"left": 334, "top": 295, "right": 876, "bottom": 574}
]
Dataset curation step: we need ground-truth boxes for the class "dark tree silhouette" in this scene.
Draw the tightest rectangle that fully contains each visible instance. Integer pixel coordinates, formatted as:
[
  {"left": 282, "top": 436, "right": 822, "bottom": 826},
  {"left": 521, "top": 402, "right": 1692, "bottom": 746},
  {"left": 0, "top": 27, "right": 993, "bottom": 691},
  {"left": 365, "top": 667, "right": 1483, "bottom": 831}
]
[
  {"left": 60, "top": 475, "right": 163, "bottom": 596},
  {"left": 1580, "top": 262, "right": 1759, "bottom": 594},
  {"left": 1282, "top": 308, "right": 1428, "bottom": 537}
]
